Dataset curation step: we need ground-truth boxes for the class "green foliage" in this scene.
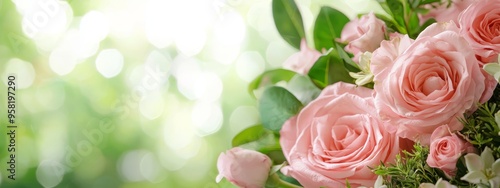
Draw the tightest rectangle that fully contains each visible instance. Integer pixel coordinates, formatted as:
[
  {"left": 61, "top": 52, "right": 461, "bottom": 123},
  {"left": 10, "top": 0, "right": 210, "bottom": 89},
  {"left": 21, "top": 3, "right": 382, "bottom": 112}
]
[
  {"left": 249, "top": 69, "right": 298, "bottom": 98},
  {"left": 460, "top": 85, "right": 500, "bottom": 159},
  {"left": 272, "top": 0, "right": 306, "bottom": 49},
  {"left": 259, "top": 86, "right": 303, "bottom": 132},
  {"left": 307, "top": 49, "right": 354, "bottom": 89},
  {"left": 313, "top": 7, "right": 350, "bottom": 51},
  {"left": 372, "top": 143, "right": 441, "bottom": 187},
  {"left": 376, "top": 0, "right": 438, "bottom": 38}
]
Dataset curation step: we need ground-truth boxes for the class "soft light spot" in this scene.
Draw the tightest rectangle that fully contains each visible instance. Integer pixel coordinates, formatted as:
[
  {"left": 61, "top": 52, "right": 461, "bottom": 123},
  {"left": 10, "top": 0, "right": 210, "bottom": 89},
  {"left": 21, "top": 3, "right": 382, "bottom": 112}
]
[
  {"left": 229, "top": 106, "right": 260, "bottom": 135},
  {"left": 163, "top": 111, "right": 196, "bottom": 150},
  {"left": 35, "top": 82, "right": 65, "bottom": 111},
  {"left": 3, "top": 58, "right": 35, "bottom": 89},
  {"left": 139, "top": 91, "right": 165, "bottom": 120},
  {"left": 118, "top": 150, "right": 148, "bottom": 182},
  {"left": 36, "top": 160, "right": 65, "bottom": 188},
  {"left": 191, "top": 102, "right": 223, "bottom": 137},
  {"left": 266, "top": 40, "right": 297, "bottom": 68},
  {"left": 197, "top": 72, "right": 223, "bottom": 101},
  {"left": 144, "top": 0, "right": 174, "bottom": 48},
  {"left": 17, "top": 0, "right": 73, "bottom": 39},
  {"left": 175, "top": 29, "right": 207, "bottom": 57},
  {"left": 49, "top": 47, "right": 77, "bottom": 75},
  {"left": 236, "top": 51, "right": 266, "bottom": 82},
  {"left": 209, "top": 10, "right": 246, "bottom": 65},
  {"left": 80, "top": 10, "right": 109, "bottom": 43},
  {"left": 140, "top": 153, "right": 166, "bottom": 183},
  {"left": 95, "top": 49, "right": 124, "bottom": 78},
  {"left": 172, "top": 56, "right": 202, "bottom": 100}
]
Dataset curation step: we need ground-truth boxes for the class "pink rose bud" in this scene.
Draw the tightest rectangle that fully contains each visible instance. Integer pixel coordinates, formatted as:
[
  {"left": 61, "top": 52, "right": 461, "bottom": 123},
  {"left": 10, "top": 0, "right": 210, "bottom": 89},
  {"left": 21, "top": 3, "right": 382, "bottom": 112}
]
[
  {"left": 426, "top": 125, "right": 475, "bottom": 177},
  {"left": 216, "top": 147, "right": 272, "bottom": 188},
  {"left": 340, "top": 12, "right": 386, "bottom": 63}
]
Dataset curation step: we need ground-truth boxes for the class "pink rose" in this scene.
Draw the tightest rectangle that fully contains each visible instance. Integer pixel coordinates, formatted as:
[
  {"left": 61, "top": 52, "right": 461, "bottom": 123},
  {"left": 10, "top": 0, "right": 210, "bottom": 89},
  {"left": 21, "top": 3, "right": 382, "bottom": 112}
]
[
  {"left": 283, "top": 39, "right": 322, "bottom": 74},
  {"left": 373, "top": 22, "right": 485, "bottom": 145},
  {"left": 420, "top": 0, "right": 475, "bottom": 24},
  {"left": 341, "top": 13, "right": 386, "bottom": 63},
  {"left": 371, "top": 34, "right": 414, "bottom": 82},
  {"left": 280, "top": 82, "right": 400, "bottom": 187},
  {"left": 459, "top": 0, "right": 500, "bottom": 64},
  {"left": 426, "top": 125, "right": 475, "bottom": 177},
  {"left": 216, "top": 147, "right": 272, "bottom": 188}
]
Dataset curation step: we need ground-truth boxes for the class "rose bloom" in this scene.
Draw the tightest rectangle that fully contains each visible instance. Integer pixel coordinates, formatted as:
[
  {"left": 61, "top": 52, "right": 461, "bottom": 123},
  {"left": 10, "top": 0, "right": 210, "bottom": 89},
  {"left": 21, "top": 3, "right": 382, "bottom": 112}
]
[
  {"left": 371, "top": 34, "right": 414, "bottom": 82},
  {"left": 283, "top": 39, "right": 322, "bottom": 74},
  {"left": 459, "top": 0, "right": 500, "bottom": 64},
  {"left": 216, "top": 147, "right": 272, "bottom": 188},
  {"left": 340, "top": 12, "right": 386, "bottom": 63},
  {"left": 373, "top": 22, "right": 485, "bottom": 145},
  {"left": 426, "top": 125, "right": 475, "bottom": 177},
  {"left": 280, "top": 82, "right": 400, "bottom": 187},
  {"left": 420, "top": 0, "right": 475, "bottom": 24}
]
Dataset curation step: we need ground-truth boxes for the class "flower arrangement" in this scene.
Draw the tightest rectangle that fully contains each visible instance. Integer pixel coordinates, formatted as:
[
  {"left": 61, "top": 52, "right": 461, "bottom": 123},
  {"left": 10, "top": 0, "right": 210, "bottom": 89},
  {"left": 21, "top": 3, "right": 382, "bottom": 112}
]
[{"left": 215, "top": 0, "right": 500, "bottom": 187}]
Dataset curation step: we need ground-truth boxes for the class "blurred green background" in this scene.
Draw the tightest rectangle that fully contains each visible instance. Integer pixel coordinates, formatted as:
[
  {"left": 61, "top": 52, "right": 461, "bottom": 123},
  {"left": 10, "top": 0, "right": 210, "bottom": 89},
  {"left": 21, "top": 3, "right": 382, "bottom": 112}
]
[{"left": 0, "top": 0, "right": 380, "bottom": 187}]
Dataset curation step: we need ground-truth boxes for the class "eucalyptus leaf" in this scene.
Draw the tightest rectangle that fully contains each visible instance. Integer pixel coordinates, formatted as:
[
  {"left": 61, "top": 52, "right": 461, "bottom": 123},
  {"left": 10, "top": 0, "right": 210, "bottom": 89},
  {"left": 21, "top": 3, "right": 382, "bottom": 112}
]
[
  {"left": 259, "top": 86, "right": 303, "bottom": 132},
  {"left": 313, "top": 6, "right": 350, "bottom": 51},
  {"left": 272, "top": 0, "right": 306, "bottom": 49}
]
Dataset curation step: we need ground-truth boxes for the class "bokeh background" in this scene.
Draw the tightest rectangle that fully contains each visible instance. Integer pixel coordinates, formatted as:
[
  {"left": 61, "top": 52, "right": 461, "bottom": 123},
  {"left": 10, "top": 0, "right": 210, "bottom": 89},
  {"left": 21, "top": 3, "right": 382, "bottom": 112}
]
[{"left": 0, "top": 0, "right": 381, "bottom": 187}]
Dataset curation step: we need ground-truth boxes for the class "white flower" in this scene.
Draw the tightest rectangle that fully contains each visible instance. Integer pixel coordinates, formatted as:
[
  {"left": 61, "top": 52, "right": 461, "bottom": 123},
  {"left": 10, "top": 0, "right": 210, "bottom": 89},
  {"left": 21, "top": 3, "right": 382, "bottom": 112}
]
[
  {"left": 461, "top": 147, "right": 500, "bottom": 187},
  {"left": 349, "top": 52, "right": 374, "bottom": 86},
  {"left": 483, "top": 55, "right": 500, "bottom": 82},
  {"left": 419, "top": 178, "right": 457, "bottom": 188}
]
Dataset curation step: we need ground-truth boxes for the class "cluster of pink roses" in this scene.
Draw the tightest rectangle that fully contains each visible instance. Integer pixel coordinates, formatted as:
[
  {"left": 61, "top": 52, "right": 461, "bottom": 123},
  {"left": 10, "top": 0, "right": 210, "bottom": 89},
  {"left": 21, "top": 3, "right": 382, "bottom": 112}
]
[{"left": 216, "top": 0, "right": 500, "bottom": 187}]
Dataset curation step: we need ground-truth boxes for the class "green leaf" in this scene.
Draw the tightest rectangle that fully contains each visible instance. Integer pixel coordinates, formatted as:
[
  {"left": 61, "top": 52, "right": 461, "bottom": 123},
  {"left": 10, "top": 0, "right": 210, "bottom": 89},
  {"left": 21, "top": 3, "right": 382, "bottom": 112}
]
[
  {"left": 335, "top": 43, "right": 359, "bottom": 72},
  {"left": 408, "top": 13, "right": 421, "bottom": 38},
  {"left": 307, "top": 49, "right": 354, "bottom": 88},
  {"left": 272, "top": 0, "right": 306, "bottom": 49},
  {"left": 313, "top": 6, "right": 350, "bottom": 51},
  {"left": 232, "top": 125, "right": 270, "bottom": 147},
  {"left": 386, "top": 0, "right": 406, "bottom": 33},
  {"left": 248, "top": 69, "right": 298, "bottom": 98},
  {"left": 377, "top": 0, "right": 407, "bottom": 34},
  {"left": 259, "top": 86, "right": 303, "bottom": 132}
]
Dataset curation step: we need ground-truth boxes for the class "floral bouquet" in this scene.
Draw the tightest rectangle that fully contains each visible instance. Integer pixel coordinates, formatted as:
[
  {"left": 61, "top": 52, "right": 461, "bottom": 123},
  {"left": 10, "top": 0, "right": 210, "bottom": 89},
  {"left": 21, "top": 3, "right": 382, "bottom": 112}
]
[{"left": 215, "top": 0, "right": 500, "bottom": 187}]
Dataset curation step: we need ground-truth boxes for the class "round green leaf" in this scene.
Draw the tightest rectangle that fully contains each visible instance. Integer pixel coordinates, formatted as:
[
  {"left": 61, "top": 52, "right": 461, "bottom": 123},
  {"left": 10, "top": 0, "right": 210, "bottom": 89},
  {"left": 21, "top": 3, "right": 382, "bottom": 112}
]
[{"left": 259, "top": 86, "right": 303, "bottom": 132}]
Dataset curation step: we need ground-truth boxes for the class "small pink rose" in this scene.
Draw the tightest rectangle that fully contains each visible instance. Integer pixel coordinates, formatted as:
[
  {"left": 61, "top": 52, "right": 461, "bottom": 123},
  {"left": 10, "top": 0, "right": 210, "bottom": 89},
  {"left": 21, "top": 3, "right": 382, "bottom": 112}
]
[
  {"left": 216, "top": 147, "right": 272, "bottom": 188},
  {"left": 341, "top": 13, "right": 386, "bottom": 63},
  {"left": 280, "top": 82, "right": 401, "bottom": 187},
  {"left": 373, "top": 22, "right": 485, "bottom": 144},
  {"left": 283, "top": 39, "right": 322, "bottom": 74},
  {"left": 426, "top": 125, "right": 475, "bottom": 177},
  {"left": 459, "top": 0, "right": 500, "bottom": 64}
]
